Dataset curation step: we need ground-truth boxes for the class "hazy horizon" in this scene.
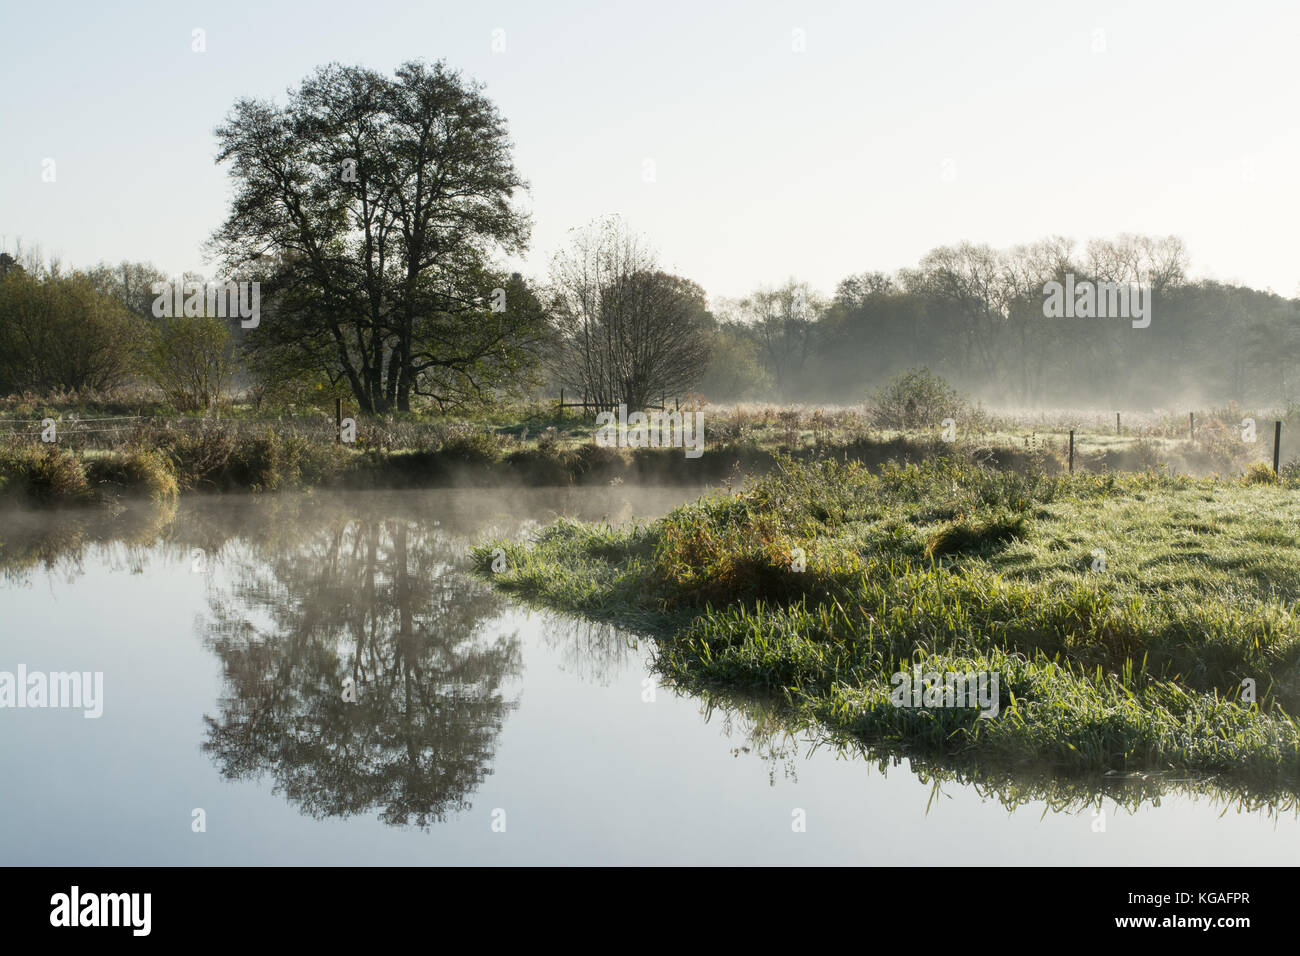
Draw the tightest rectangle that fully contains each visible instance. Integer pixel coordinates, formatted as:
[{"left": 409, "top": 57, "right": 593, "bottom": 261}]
[{"left": 3, "top": 0, "right": 1298, "bottom": 302}]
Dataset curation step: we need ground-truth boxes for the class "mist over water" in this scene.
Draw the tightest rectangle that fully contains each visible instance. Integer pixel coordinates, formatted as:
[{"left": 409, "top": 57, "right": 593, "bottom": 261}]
[{"left": 1, "top": 486, "right": 1296, "bottom": 864}]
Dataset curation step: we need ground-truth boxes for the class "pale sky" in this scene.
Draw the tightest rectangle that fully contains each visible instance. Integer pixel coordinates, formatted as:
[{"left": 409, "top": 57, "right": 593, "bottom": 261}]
[{"left": 3, "top": 0, "right": 1298, "bottom": 300}]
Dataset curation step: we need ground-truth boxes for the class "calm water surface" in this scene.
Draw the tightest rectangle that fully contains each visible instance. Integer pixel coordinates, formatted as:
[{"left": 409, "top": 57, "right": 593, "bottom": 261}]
[{"left": 1, "top": 487, "right": 1296, "bottom": 865}]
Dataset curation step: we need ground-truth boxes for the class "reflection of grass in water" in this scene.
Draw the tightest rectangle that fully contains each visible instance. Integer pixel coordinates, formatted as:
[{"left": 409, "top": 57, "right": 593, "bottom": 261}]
[
  {"left": 687, "top": 681, "right": 1300, "bottom": 818},
  {"left": 0, "top": 499, "right": 178, "bottom": 582},
  {"left": 702, "top": 691, "right": 807, "bottom": 788},
  {"left": 0, "top": 486, "right": 693, "bottom": 585},
  {"left": 536, "top": 613, "right": 641, "bottom": 688},
  {"left": 474, "top": 457, "right": 1300, "bottom": 795}
]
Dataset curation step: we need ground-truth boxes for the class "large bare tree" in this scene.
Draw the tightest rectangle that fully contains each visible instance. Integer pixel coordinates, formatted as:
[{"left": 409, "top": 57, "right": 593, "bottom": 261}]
[{"left": 550, "top": 216, "right": 711, "bottom": 409}]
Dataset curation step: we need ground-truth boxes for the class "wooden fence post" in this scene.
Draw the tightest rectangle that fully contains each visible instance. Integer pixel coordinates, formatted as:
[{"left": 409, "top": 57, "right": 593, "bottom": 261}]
[
  {"left": 1116, "top": 412, "right": 1120, "bottom": 435},
  {"left": 1189, "top": 411, "right": 1195, "bottom": 441},
  {"left": 1069, "top": 429, "right": 1075, "bottom": 473},
  {"left": 1274, "top": 420, "right": 1282, "bottom": 473}
]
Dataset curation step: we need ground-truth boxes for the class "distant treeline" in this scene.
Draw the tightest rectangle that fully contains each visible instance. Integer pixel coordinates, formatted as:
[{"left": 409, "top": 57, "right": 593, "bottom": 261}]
[
  {"left": 5, "top": 232, "right": 1295, "bottom": 415},
  {"left": 0, "top": 251, "right": 246, "bottom": 410},
  {"left": 695, "top": 234, "right": 1299, "bottom": 409}
]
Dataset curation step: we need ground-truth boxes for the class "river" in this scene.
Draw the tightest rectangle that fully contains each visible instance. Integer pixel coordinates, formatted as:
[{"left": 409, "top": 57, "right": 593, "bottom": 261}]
[{"left": 1, "top": 487, "right": 1296, "bottom": 864}]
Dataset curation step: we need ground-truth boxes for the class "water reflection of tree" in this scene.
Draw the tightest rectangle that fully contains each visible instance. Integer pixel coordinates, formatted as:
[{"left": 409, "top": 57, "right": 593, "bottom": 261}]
[{"left": 200, "top": 518, "right": 521, "bottom": 827}]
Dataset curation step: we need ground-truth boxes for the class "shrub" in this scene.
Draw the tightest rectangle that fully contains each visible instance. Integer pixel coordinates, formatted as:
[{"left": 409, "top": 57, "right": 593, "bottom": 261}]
[
  {"left": 0, "top": 443, "right": 93, "bottom": 504},
  {"left": 142, "top": 315, "right": 236, "bottom": 412},
  {"left": 1243, "top": 461, "right": 1279, "bottom": 485},
  {"left": 85, "top": 448, "right": 178, "bottom": 501},
  {"left": 1126, "top": 438, "right": 1168, "bottom": 473},
  {"left": 223, "top": 430, "right": 290, "bottom": 491},
  {"left": 162, "top": 425, "right": 239, "bottom": 489},
  {"left": 159, "top": 425, "right": 343, "bottom": 491},
  {"left": 536, "top": 426, "right": 560, "bottom": 455},
  {"left": 437, "top": 425, "right": 501, "bottom": 464},
  {"left": 571, "top": 443, "right": 625, "bottom": 482},
  {"left": 0, "top": 269, "right": 145, "bottom": 394},
  {"left": 868, "top": 368, "right": 966, "bottom": 430},
  {"left": 504, "top": 445, "right": 571, "bottom": 485}
]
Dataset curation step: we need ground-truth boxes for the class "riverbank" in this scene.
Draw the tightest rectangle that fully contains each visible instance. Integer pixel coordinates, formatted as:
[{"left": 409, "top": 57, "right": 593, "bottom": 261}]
[
  {"left": 0, "top": 400, "right": 1285, "bottom": 507},
  {"left": 0, "top": 425, "right": 1048, "bottom": 507},
  {"left": 472, "top": 457, "right": 1300, "bottom": 789}
]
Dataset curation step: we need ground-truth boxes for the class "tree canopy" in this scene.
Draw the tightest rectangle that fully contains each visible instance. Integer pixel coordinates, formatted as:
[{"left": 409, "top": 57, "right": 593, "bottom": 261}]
[{"left": 209, "top": 60, "right": 545, "bottom": 414}]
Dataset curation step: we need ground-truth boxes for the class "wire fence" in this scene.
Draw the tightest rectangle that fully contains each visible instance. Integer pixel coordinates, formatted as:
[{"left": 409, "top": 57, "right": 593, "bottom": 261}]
[
  {"left": 0, "top": 414, "right": 510, "bottom": 455},
  {"left": 0, "top": 416, "right": 261, "bottom": 446},
  {"left": 0, "top": 416, "right": 148, "bottom": 437}
]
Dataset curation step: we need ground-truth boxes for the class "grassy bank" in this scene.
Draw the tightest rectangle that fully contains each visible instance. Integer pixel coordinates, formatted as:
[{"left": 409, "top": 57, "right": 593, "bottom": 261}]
[
  {"left": 472, "top": 457, "right": 1300, "bottom": 788},
  {"left": 0, "top": 394, "right": 1292, "bottom": 507},
  {"left": 0, "top": 418, "right": 1055, "bottom": 507}
]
